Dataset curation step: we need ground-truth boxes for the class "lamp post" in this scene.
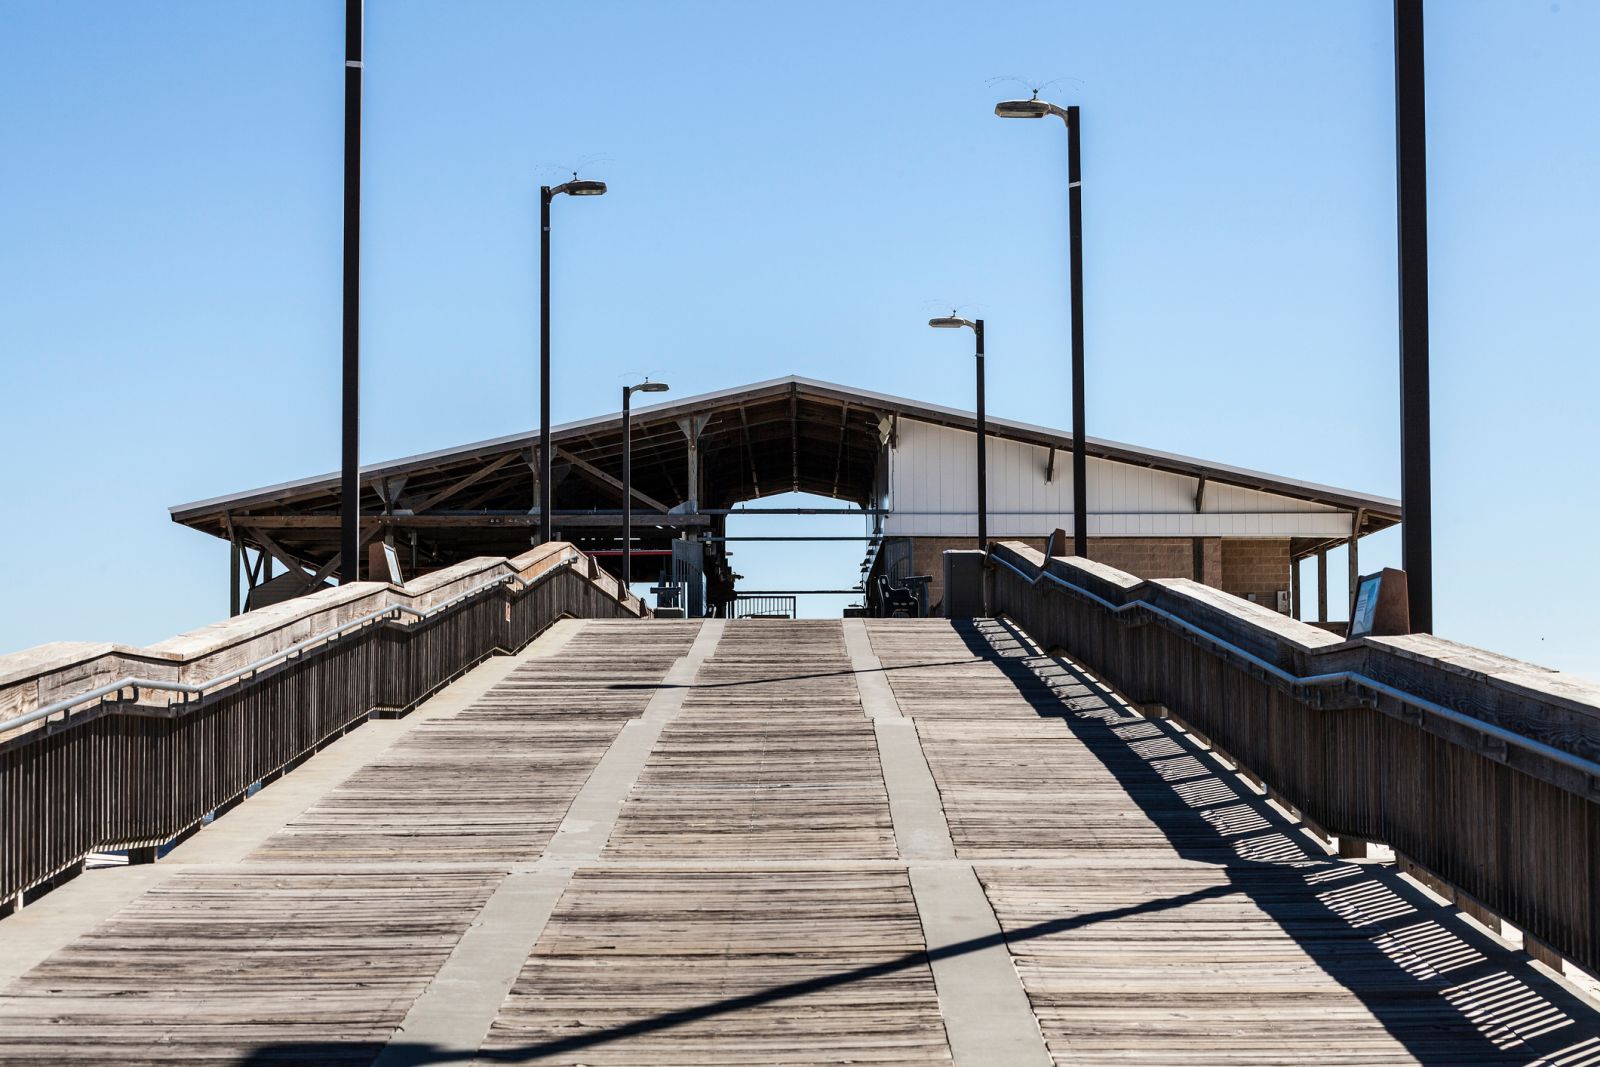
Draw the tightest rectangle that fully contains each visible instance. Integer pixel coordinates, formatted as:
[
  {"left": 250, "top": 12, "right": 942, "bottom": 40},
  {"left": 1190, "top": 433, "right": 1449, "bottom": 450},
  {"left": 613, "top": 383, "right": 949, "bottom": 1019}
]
[
  {"left": 995, "top": 93, "right": 1088, "bottom": 558},
  {"left": 929, "top": 314, "right": 987, "bottom": 549},
  {"left": 1394, "top": 0, "right": 1432, "bottom": 633},
  {"left": 538, "top": 174, "right": 607, "bottom": 545},
  {"left": 622, "top": 379, "right": 670, "bottom": 589},
  {"left": 339, "top": 0, "right": 362, "bottom": 582}
]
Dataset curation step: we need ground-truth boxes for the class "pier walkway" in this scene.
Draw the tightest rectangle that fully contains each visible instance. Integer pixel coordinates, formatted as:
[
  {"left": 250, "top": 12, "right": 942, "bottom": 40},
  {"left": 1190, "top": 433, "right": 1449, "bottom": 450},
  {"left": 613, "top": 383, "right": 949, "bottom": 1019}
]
[{"left": 3, "top": 617, "right": 1599, "bottom": 1064}]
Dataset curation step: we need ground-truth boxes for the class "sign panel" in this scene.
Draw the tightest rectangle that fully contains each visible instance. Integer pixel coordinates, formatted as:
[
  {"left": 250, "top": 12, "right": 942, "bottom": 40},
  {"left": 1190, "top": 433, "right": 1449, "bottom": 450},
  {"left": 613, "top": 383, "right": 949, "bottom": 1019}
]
[{"left": 1349, "top": 574, "right": 1383, "bottom": 638}]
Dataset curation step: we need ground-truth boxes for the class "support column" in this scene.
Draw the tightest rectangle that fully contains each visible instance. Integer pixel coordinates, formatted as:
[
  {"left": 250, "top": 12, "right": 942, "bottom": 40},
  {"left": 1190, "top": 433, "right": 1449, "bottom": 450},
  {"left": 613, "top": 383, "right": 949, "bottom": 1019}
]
[
  {"left": 676, "top": 414, "right": 710, "bottom": 512},
  {"left": 229, "top": 537, "right": 241, "bottom": 617},
  {"left": 1347, "top": 510, "right": 1363, "bottom": 621},
  {"left": 1316, "top": 548, "right": 1329, "bottom": 623}
]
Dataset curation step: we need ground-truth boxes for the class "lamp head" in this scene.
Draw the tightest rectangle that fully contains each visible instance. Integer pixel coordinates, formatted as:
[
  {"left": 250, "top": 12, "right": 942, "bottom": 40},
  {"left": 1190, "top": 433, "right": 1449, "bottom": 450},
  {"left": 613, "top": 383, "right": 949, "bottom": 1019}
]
[
  {"left": 929, "top": 311, "right": 976, "bottom": 330},
  {"left": 552, "top": 172, "right": 607, "bottom": 197},
  {"left": 628, "top": 380, "right": 670, "bottom": 396},
  {"left": 995, "top": 93, "right": 1053, "bottom": 119}
]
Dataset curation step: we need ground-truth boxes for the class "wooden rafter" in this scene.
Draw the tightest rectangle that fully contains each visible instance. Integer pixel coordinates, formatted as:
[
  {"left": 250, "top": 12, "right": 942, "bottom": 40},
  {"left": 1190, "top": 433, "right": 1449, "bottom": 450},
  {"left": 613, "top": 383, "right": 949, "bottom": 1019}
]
[
  {"left": 554, "top": 446, "right": 670, "bottom": 513},
  {"left": 789, "top": 390, "right": 799, "bottom": 492},
  {"left": 738, "top": 405, "right": 762, "bottom": 498},
  {"left": 306, "top": 523, "right": 382, "bottom": 586},
  {"left": 241, "top": 524, "right": 318, "bottom": 581},
  {"left": 830, "top": 405, "right": 850, "bottom": 498},
  {"left": 408, "top": 452, "right": 517, "bottom": 515}
]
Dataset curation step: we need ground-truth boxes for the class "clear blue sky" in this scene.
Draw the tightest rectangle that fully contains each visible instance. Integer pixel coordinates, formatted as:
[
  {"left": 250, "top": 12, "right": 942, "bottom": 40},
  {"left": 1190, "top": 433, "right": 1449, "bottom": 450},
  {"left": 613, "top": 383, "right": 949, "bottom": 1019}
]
[{"left": 1, "top": 2, "right": 1595, "bottom": 676}]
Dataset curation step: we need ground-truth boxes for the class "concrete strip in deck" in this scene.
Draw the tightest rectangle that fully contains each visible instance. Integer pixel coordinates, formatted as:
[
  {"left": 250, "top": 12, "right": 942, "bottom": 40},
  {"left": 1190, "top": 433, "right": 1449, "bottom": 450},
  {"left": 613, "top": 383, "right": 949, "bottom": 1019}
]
[
  {"left": 910, "top": 864, "right": 1052, "bottom": 1067},
  {"left": 372, "top": 867, "right": 574, "bottom": 1067},
  {"left": 860, "top": 622, "right": 1052, "bottom": 1066},
  {"left": 874, "top": 720, "right": 956, "bottom": 860},
  {"left": 541, "top": 619, "right": 723, "bottom": 862},
  {"left": 843, "top": 616, "right": 901, "bottom": 719},
  {"left": 375, "top": 622, "right": 727, "bottom": 1062}
]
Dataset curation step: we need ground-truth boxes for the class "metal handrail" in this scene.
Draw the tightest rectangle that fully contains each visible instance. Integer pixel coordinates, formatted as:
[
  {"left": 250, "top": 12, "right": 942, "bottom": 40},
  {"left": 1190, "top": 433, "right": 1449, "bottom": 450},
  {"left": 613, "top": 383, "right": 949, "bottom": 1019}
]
[
  {"left": 0, "top": 557, "right": 577, "bottom": 737},
  {"left": 990, "top": 551, "right": 1600, "bottom": 781}
]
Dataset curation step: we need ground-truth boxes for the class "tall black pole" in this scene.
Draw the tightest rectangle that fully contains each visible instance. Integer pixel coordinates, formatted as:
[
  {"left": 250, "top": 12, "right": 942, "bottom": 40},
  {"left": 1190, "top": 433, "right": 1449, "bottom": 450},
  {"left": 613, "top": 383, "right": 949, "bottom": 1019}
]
[
  {"left": 1067, "top": 105, "right": 1088, "bottom": 559},
  {"left": 539, "top": 187, "right": 553, "bottom": 546},
  {"left": 339, "top": 0, "right": 362, "bottom": 582},
  {"left": 974, "top": 319, "right": 987, "bottom": 550},
  {"left": 1394, "top": 0, "right": 1432, "bottom": 632},
  {"left": 622, "top": 386, "right": 633, "bottom": 588}
]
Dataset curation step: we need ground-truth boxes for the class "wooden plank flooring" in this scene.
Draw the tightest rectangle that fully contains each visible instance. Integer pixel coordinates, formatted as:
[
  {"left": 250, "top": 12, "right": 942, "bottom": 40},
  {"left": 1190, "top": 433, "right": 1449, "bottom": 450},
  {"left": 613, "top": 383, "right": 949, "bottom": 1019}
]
[
  {"left": 479, "top": 868, "right": 951, "bottom": 1065},
  {"left": 3, "top": 616, "right": 1599, "bottom": 1065},
  {"left": 603, "top": 621, "right": 896, "bottom": 861},
  {"left": 0, "top": 870, "right": 494, "bottom": 1065},
  {"left": 0, "top": 621, "right": 702, "bottom": 1065},
  {"left": 252, "top": 621, "right": 698, "bottom": 865},
  {"left": 869, "top": 618, "right": 1600, "bottom": 1066}
]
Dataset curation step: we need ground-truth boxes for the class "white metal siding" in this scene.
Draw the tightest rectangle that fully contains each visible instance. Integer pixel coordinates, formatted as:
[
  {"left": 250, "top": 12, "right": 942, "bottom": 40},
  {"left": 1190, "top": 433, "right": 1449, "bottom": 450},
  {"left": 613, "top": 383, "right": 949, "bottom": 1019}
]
[{"left": 881, "top": 419, "right": 1352, "bottom": 539}]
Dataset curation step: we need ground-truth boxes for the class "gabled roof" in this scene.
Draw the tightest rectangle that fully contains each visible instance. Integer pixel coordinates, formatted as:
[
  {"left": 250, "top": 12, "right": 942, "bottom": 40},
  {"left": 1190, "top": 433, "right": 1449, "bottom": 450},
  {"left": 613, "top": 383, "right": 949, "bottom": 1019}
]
[
  {"left": 171, "top": 374, "right": 1401, "bottom": 521},
  {"left": 169, "top": 374, "right": 1399, "bottom": 578}
]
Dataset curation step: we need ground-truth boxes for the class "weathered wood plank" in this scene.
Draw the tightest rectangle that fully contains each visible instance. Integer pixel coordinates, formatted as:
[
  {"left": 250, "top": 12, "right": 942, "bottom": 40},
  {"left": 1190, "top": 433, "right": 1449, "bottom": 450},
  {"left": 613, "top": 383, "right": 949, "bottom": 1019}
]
[{"left": 479, "top": 867, "right": 951, "bottom": 1065}]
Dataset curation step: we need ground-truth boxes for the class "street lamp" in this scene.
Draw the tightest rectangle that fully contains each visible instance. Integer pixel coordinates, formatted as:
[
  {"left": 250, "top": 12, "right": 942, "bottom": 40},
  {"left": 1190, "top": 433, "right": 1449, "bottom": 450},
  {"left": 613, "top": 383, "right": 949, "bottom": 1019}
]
[
  {"left": 929, "top": 314, "right": 987, "bottom": 549},
  {"left": 538, "top": 174, "right": 608, "bottom": 545},
  {"left": 339, "top": 0, "right": 363, "bottom": 583},
  {"left": 995, "top": 92, "right": 1088, "bottom": 558},
  {"left": 622, "top": 379, "right": 669, "bottom": 589}
]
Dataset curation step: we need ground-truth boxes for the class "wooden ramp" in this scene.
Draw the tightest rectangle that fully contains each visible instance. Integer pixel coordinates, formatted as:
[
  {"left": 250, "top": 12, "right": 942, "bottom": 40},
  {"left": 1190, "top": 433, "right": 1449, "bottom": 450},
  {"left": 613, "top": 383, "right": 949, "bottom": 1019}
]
[{"left": 1, "top": 618, "right": 1598, "bottom": 1065}]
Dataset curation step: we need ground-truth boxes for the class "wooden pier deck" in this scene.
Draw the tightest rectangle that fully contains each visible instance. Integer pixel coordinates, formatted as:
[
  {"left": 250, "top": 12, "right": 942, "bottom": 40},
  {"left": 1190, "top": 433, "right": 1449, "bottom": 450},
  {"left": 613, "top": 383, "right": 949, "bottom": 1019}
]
[{"left": 2, "top": 617, "right": 1598, "bottom": 1065}]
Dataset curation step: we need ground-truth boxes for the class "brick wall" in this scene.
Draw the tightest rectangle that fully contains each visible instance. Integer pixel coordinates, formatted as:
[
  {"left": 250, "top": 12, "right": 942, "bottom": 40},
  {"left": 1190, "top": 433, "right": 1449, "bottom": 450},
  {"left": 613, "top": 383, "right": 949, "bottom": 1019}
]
[
  {"left": 1220, "top": 539, "right": 1291, "bottom": 610},
  {"left": 902, "top": 535, "right": 1286, "bottom": 613}
]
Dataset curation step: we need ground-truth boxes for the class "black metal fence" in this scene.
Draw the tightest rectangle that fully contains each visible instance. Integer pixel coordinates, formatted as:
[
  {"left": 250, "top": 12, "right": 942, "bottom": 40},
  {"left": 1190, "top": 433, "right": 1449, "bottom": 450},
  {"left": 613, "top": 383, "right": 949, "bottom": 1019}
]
[
  {"left": 730, "top": 595, "right": 797, "bottom": 619},
  {"left": 0, "top": 562, "right": 637, "bottom": 908}
]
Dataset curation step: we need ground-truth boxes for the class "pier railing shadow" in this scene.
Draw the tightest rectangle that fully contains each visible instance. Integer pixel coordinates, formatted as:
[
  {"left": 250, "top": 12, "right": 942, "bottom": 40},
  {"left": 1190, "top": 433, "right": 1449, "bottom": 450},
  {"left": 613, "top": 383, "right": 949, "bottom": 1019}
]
[{"left": 946, "top": 614, "right": 1600, "bottom": 1065}]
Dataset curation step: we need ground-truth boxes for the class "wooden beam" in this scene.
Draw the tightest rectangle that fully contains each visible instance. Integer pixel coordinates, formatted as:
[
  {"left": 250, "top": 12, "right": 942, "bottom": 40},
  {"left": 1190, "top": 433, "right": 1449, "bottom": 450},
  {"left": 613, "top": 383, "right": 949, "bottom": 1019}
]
[
  {"left": 1194, "top": 475, "right": 1208, "bottom": 513},
  {"left": 738, "top": 405, "right": 762, "bottom": 498},
  {"left": 307, "top": 522, "right": 382, "bottom": 587},
  {"left": 554, "top": 446, "right": 670, "bottom": 513},
  {"left": 238, "top": 524, "right": 318, "bottom": 582},
  {"left": 1316, "top": 548, "right": 1329, "bottom": 623},
  {"left": 379, "top": 475, "right": 408, "bottom": 513},
  {"left": 831, "top": 405, "right": 851, "bottom": 498},
  {"left": 237, "top": 513, "right": 711, "bottom": 530},
  {"left": 1045, "top": 447, "right": 1056, "bottom": 484},
  {"left": 790, "top": 390, "right": 799, "bottom": 492},
  {"left": 1348, "top": 508, "right": 1364, "bottom": 617},
  {"left": 407, "top": 452, "right": 517, "bottom": 515},
  {"left": 459, "top": 472, "right": 523, "bottom": 512},
  {"left": 228, "top": 530, "right": 241, "bottom": 618}
]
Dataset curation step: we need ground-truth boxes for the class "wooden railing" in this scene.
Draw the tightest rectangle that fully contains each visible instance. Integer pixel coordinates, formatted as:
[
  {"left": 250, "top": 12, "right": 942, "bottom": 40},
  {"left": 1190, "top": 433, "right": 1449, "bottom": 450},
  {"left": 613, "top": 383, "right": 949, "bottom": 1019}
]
[
  {"left": 988, "top": 540, "right": 1600, "bottom": 978},
  {"left": 0, "top": 543, "right": 644, "bottom": 909}
]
